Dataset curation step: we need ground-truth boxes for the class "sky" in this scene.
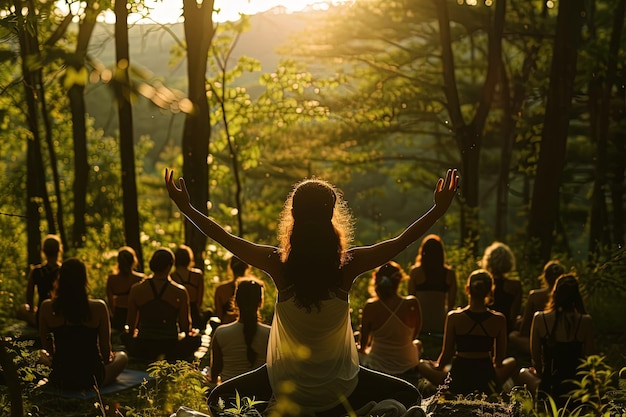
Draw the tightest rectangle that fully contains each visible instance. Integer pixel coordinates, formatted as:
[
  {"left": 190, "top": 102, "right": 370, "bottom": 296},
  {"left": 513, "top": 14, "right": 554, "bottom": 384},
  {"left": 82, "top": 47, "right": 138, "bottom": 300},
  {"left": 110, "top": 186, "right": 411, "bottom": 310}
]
[{"left": 110, "top": 0, "right": 351, "bottom": 24}]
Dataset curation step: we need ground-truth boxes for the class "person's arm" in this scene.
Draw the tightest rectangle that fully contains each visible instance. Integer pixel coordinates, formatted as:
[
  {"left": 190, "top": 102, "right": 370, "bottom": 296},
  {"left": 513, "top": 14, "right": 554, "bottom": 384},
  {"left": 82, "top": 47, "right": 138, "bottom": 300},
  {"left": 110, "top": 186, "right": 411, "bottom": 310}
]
[
  {"left": 493, "top": 313, "right": 507, "bottom": 367},
  {"left": 26, "top": 266, "right": 36, "bottom": 310},
  {"left": 214, "top": 287, "right": 224, "bottom": 320},
  {"left": 435, "top": 311, "right": 456, "bottom": 370},
  {"left": 530, "top": 312, "right": 543, "bottom": 375},
  {"left": 510, "top": 281, "right": 523, "bottom": 327},
  {"left": 165, "top": 169, "right": 281, "bottom": 278},
  {"left": 519, "top": 292, "right": 536, "bottom": 337},
  {"left": 358, "top": 303, "right": 373, "bottom": 353},
  {"left": 196, "top": 270, "right": 204, "bottom": 311},
  {"left": 106, "top": 275, "right": 116, "bottom": 312},
  {"left": 407, "top": 268, "right": 418, "bottom": 295},
  {"left": 126, "top": 286, "right": 140, "bottom": 336},
  {"left": 210, "top": 334, "right": 223, "bottom": 383},
  {"left": 178, "top": 286, "right": 192, "bottom": 334},
  {"left": 38, "top": 300, "right": 54, "bottom": 354},
  {"left": 344, "top": 170, "right": 458, "bottom": 281},
  {"left": 95, "top": 300, "right": 113, "bottom": 363},
  {"left": 412, "top": 298, "right": 423, "bottom": 339},
  {"left": 446, "top": 269, "right": 457, "bottom": 311}
]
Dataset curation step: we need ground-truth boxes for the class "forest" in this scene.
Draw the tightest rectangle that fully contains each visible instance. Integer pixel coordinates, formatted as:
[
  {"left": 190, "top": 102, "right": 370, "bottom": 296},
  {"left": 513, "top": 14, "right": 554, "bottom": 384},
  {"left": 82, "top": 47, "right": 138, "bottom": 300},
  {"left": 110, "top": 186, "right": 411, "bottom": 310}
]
[{"left": 0, "top": 0, "right": 625, "bottom": 415}]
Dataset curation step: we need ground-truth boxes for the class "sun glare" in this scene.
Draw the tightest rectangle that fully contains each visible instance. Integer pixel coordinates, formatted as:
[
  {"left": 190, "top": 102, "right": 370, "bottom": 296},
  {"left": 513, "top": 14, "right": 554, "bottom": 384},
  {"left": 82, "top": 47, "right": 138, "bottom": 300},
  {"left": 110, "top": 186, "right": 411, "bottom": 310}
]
[{"left": 91, "top": 0, "right": 352, "bottom": 24}]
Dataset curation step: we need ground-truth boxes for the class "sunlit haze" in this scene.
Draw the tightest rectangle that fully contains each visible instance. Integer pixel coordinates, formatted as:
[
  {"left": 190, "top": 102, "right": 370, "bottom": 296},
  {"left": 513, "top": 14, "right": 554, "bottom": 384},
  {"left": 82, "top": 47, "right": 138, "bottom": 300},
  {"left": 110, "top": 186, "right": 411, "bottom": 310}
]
[{"left": 96, "top": 0, "right": 353, "bottom": 24}]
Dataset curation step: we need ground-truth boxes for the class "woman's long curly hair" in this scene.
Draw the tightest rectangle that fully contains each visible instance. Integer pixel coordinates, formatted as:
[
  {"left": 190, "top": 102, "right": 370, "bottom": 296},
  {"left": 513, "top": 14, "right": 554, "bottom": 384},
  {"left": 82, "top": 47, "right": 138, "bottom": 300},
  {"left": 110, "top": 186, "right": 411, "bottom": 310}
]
[
  {"left": 277, "top": 178, "right": 354, "bottom": 311},
  {"left": 234, "top": 278, "right": 264, "bottom": 366},
  {"left": 53, "top": 258, "right": 90, "bottom": 324},
  {"left": 480, "top": 241, "right": 516, "bottom": 277}
]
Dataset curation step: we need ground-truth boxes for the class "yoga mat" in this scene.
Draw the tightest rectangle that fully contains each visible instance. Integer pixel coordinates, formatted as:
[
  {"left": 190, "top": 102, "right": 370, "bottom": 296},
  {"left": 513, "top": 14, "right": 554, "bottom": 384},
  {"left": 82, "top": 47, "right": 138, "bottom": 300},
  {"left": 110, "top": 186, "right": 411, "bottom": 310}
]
[{"left": 39, "top": 368, "right": 153, "bottom": 399}]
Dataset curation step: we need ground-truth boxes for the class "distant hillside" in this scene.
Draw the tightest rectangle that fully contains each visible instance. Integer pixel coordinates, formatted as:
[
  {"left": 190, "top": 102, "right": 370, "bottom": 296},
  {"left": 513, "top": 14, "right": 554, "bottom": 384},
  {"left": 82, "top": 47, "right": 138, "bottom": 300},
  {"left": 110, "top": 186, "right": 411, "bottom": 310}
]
[
  {"left": 88, "top": 9, "right": 316, "bottom": 84},
  {"left": 84, "top": 8, "right": 319, "bottom": 162}
]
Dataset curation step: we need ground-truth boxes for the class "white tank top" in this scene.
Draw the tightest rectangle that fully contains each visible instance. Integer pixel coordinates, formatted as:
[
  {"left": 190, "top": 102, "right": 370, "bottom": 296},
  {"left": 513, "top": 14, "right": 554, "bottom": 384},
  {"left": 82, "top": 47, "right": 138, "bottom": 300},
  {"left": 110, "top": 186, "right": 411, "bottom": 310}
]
[
  {"left": 365, "top": 300, "right": 419, "bottom": 374},
  {"left": 267, "top": 296, "right": 359, "bottom": 412}
]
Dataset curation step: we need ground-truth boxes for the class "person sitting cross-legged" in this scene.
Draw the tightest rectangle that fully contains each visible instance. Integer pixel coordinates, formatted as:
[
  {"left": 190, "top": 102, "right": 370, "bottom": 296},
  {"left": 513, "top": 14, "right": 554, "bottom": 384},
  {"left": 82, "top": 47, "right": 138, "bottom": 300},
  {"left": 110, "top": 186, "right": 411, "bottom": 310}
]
[
  {"left": 124, "top": 248, "right": 201, "bottom": 362},
  {"left": 166, "top": 167, "right": 459, "bottom": 416},
  {"left": 418, "top": 269, "right": 517, "bottom": 396},
  {"left": 209, "top": 277, "right": 271, "bottom": 385},
  {"left": 39, "top": 258, "right": 128, "bottom": 391},
  {"left": 358, "top": 261, "right": 422, "bottom": 387}
]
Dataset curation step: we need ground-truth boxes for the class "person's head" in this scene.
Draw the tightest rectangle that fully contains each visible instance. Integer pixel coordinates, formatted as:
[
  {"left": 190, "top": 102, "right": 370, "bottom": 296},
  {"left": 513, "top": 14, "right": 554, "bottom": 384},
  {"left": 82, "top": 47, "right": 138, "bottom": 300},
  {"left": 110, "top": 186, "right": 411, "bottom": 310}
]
[
  {"left": 480, "top": 242, "right": 515, "bottom": 277},
  {"left": 230, "top": 256, "right": 249, "bottom": 279},
  {"left": 465, "top": 269, "right": 494, "bottom": 304},
  {"left": 235, "top": 278, "right": 264, "bottom": 317},
  {"left": 372, "top": 261, "right": 405, "bottom": 299},
  {"left": 149, "top": 248, "right": 175, "bottom": 274},
  {"left": 415, "top": 234, "right": 447, "bottom": 277},
  {"left": 53, "top": 258, "right": 90, "bottom": 322},
  {"left": 277, "top": 178, "right": 354, "bottom": 310},
  {"left": 174, "top": 244, "right": 194, "bottom": 268},
  {"left": 234, "top": 278, "right": 265, "bottom": 366},
  {"left": 42, "top": 234, "right": 62, "bottom": 263},
  {"left": 541, "top": 260, "right": 565, "bottom": 289},
  {"left": 547, "top": 274, "right": 586, "bottom": 314},
  {"left": 117, "top": 246, "right": 139, "bottom": 275}
]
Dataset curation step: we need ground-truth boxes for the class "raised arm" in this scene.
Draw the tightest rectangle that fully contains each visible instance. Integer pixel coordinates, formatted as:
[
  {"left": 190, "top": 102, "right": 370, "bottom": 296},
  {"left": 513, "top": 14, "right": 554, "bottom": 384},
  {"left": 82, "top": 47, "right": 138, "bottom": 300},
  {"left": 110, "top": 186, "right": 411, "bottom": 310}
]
[
  {"left": 165, "top": 169, "right": 281, "bottom": 278},
  {"left": 344, "top": 169, "right": 459, "bottom": 280}
]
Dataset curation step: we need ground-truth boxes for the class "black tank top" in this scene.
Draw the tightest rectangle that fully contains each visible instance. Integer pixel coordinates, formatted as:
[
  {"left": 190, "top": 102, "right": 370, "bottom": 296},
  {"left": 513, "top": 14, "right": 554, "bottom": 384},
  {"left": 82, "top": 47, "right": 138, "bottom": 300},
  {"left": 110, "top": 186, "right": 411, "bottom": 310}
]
[{"left": 456, "top": 310, "right": 495, "bottom": 353}]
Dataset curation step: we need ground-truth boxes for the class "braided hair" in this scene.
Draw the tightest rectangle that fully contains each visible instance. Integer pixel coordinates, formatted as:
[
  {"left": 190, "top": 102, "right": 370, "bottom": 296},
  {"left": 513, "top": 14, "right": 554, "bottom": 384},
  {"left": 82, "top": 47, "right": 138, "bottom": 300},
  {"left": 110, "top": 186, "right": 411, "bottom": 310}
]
[{"left": 234, "top": 278, "right": 264, "bottom": 366}]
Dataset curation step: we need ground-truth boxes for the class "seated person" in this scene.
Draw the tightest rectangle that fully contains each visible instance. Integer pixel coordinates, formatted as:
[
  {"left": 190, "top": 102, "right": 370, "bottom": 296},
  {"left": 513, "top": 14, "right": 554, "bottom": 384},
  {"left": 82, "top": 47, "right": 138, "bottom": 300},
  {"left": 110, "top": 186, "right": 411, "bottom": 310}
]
[
  {"left": 124, "top": 248, "right": 200, "bottom": 362},
  {"left": 20, "top": 234, "right": 63, "bottom": 327},
  {"left": 213, "top": 256, "right": 249, "bottom": 325},
  {"left": 209, "top": 278, "right": 271, "bottom": 384},
  {"left": 518, "top": 274, "right": 594, "bottom": 409},
  {"left": 509, "top": 260, "right": 565, "bottom": 353},
  {"left": 38, "top": 258, "right": 127, "bottom": 390},
  {"left": 106, "top": 246, "right": 144, "bottom": 332},
  {"left": 418, "top": 270, "right": 517, "bottom": 396},
  {"left": 408, "top": 234, "right": 457, "bottom": 335},
  {"left": 164, "top": 170, "right": 460, "bottom": 415},
  {"left": 172, "top": 244, "right": 205, "bottom": 329},
  {"left": 358, "top": 261, "right": 422, "bottom": 386},
  {"left": 479, "top": 242, "right": 522, "bottom": 334}
]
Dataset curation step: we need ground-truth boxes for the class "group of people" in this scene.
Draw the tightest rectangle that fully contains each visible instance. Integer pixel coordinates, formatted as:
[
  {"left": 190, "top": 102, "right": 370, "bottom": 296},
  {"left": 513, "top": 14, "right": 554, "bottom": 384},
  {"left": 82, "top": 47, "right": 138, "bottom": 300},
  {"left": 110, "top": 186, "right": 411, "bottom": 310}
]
[
  {"left": 19, "top": 167, "right": 594, "bottom": 415},
  {"left": 23, "top": 236, "right": 208, "bottom": 391}
]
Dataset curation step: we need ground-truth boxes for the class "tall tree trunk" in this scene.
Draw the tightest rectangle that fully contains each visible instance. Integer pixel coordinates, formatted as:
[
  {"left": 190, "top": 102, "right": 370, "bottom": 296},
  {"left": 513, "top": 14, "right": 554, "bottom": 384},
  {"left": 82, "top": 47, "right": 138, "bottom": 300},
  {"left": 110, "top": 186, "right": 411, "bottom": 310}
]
[
  {"left": 67, "top": 1, "right": 100, "bottom": 249},
  {"left": 182, "top": 0, "right": 215, "bottom": 263},
  {"left": 14, "top": 0, "right": 53, "bottom": 264},
  {"left": 433, "top": 0, "right": 505, "bottom": 250},
  {"left": 588, "top": 0, "right": 625, "bottom": 254},
  {"left": 527, "top": 0, "right": 585, "bottom": 263},
  {"left": 115, "top": 0, "right": 144, "bottom": 270}
]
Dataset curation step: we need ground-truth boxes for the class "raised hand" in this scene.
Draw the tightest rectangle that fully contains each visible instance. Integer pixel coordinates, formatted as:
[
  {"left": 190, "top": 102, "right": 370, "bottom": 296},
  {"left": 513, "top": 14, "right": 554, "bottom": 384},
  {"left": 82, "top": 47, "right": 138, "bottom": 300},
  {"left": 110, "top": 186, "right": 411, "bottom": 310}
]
[
  {"left": 434, "top": 169, "right": 459, "bottom": 210},
  {"left": 164, "top": 168, "right": 191, "bottom": 212}
]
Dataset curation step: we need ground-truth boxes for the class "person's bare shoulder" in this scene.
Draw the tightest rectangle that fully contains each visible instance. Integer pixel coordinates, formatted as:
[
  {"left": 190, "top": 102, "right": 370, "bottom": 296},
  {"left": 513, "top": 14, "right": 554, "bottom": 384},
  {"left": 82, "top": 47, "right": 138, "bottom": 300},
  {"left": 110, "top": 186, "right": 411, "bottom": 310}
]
[{"left": 409, "top": 266, "right": 426, "bottom": 284}]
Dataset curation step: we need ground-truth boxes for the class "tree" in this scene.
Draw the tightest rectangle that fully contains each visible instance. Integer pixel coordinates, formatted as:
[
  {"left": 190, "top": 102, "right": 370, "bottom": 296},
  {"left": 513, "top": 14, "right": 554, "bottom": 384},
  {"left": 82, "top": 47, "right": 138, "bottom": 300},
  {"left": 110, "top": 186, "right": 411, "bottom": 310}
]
[
  {"left": 181, "top": 0, "right": 215, "bottom": 263},
  {"left": 587, "top": 0, "right": 626, "bottom": 254},
  {"left": 527, "top": 0, "right": 586, "bottom": 262},
  {"left": 115, "top": 0, "right": 144, "bottom": 269},
  {"left": 65, "top": 0, "right": 106, "bottom": 249},
  {"left": 11, "top": 0, "right": 63, "bottom": 263}
]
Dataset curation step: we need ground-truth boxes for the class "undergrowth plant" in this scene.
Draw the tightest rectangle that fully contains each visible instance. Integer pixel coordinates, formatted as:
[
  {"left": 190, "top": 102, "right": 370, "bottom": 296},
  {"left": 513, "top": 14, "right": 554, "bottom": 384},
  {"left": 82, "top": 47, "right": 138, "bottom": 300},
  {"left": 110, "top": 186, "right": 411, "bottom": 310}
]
[{"left": 118, "top": 360, "right": 210, "bottom": 417}]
